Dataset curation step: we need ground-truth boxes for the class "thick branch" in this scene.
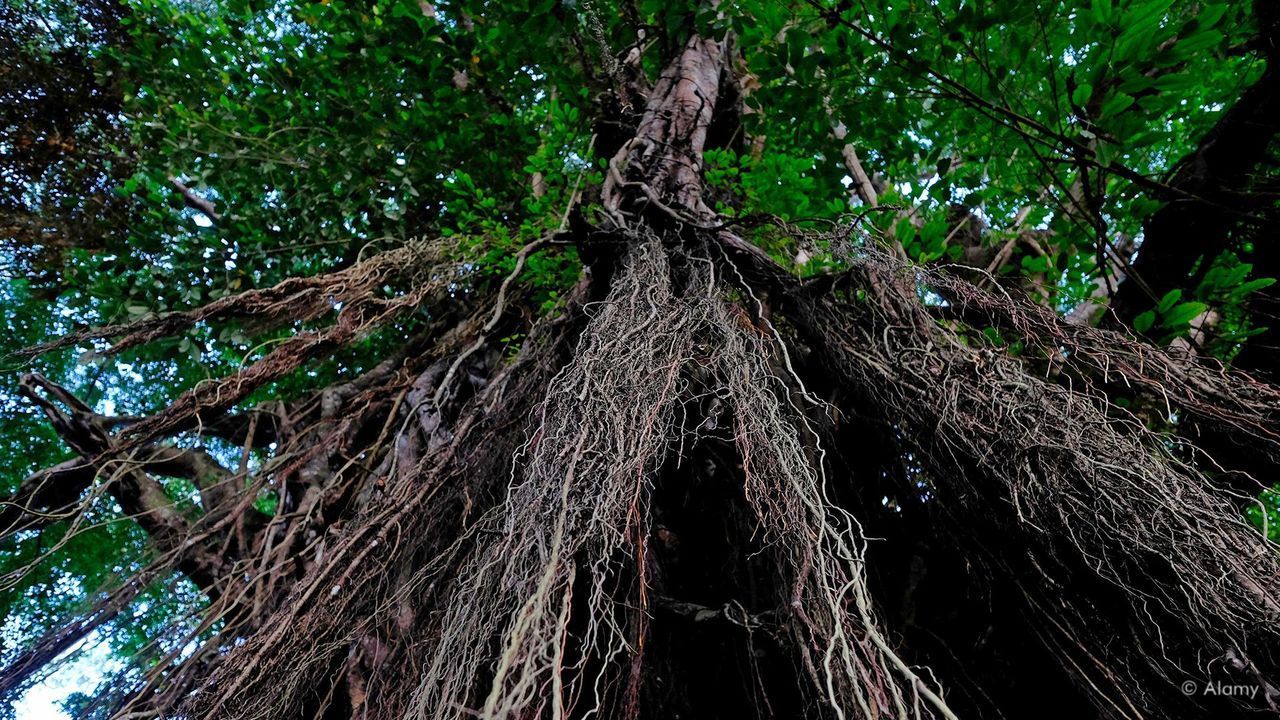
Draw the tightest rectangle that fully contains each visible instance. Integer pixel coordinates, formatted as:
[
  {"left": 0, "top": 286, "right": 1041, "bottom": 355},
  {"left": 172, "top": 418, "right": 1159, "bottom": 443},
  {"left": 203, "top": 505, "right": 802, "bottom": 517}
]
[{"left": 1111, "top": 2, "right": 1280, "bottom": 321}]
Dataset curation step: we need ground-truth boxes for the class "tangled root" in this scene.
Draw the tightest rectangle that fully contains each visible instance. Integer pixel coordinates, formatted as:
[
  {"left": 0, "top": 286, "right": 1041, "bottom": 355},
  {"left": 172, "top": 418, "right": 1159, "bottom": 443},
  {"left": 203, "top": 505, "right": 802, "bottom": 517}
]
[
  {"left": 110, "top": 245, "right": 459, "bottom": 448},
  {"left": 786, "top": 245, "right": 1280, "bottom": 713},
  {"left": 708, "top": 293, "right": 954, "bottom": 719},
  {"left": 924, "top": 255, "right": 1280, "bottom": 455},
  {"left": 16, "top": 221, "right": 1280, "bottom": 719},
  {"left": 181, "top": 263, "right": 590, "bottom": 720},
  {"left": 409, "top": 239, "right": 697, "bottom": 718},
  {"left": 17, "top": 240, "right": 449, "bottom": 359},
  {"left": 406, "top": 236, "right": 954, "bottom": 719}
]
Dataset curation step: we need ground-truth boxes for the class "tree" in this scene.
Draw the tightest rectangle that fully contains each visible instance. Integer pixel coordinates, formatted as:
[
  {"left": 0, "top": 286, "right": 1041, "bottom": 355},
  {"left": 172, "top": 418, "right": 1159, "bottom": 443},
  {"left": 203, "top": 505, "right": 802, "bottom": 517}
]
[{"left": 3, "top": 0, "right": 1280, "bottom": 718}]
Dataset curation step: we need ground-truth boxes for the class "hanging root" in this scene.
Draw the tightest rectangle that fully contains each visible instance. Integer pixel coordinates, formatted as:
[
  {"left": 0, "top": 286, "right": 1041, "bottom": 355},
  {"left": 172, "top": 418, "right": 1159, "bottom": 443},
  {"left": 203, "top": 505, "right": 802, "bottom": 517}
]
[
  {"left": 177, "top": 263, "right": 593, "bottom": 720},
  {"left": 15, "top": 208, "right": 1280, "bottom": 720},
  {"left": 15, "top": 240, "right": 450, "bottom": 359},
  {"left": 11, "top": 239, "right": 462, "bottom": 455},
  {"left": 409, "top": 237, "right": 697, "bottom": 718},
  {"left": 706, "top": 290, "right": 955, "bottom": 719},
  {"left": 773, "top": 243, "right": 1280, "bottom": 714},
  {"left": 403, "top": 235, "right": 955, "bottom": 719},
  {"left": 918, "top": 254, "right": 1280, "bottom": 455},
  {"left": 110, "top": 249, "right": 463, "bottom": 449}
]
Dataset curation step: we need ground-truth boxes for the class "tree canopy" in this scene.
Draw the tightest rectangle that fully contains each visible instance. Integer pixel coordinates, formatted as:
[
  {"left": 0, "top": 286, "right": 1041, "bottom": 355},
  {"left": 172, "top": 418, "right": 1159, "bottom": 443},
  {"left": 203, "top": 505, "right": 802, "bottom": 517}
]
[{"left": 3, "top": 0, "right": 1280, "bottom": 718}]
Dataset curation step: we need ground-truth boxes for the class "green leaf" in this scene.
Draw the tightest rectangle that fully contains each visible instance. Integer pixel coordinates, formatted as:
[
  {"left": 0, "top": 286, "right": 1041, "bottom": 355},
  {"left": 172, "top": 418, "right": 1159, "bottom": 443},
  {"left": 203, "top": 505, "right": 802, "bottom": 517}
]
[
  {"left": 1197, "top": 4, "right": 1229, "bottom": 29},
  {"left": 1175, "top": 30, "right": 1224, "bottom": 56},
  {"left": 1099, "top": 92, "right": 1135, "bottom": 118},
  {"left": 1162, "top": 301, "right": 1207, "bottom": 328},
  {"left": 1071, "top": 83, "right": 1092, "bottom": 107},
  {"left": 1133, "top": 310, "right": 1156, "bottom": 333},
  {"left": 1020, "top": 255, "right": 1052, "bottom": 274},
  {"left": 1115, "top": 0, "right": 1174, "bottom": 60},
  {"left": 1155, "top": 73, "right": 1198, "bottom": 93},
  {"left": 896, "top": 219, "right": 917, "bottom": 245},
  {"left": 1091, "top": 0, "right": 1113, "bottom": 25},
  {"left": 1156, "top": 288, "right": 1181, "bottom": 313},
  {"left": 1127, "top": 0, "right": 1175, "bottom": 28},
  {"left": 1234, "top": 277, "right": 1277, "bottom": 297}
]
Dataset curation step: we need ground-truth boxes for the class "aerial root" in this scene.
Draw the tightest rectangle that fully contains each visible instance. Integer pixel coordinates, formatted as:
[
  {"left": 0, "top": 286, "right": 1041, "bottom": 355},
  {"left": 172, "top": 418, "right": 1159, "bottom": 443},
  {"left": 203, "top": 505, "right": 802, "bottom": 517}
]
[
  {"left": 407, "top": 236, "right": 954, "bottom": 719},
  {"left": 708, "top": 296, "right": 955, "bottom": 720},
  {"left": 787, "top": 244, "right": 1280, "bottom": 712},
  {"left": 16, "top": 240, "right": 450, "bottom": 359},
  {"left": 179, "top": 260, "right": 592, "bottom": 720},
  {"left": 409, "top": 237, "right": 696, "bottom": 719},
  {"left": 20, "top": 222, "right": 1280, "bottom": 719}
]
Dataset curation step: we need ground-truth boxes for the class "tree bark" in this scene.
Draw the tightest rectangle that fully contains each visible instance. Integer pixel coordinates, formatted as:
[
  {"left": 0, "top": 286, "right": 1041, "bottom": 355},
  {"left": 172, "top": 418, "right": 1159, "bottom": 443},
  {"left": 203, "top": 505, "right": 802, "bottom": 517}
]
[{"left": 603, "top": 35, "right": 727, "bottom": 223}]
